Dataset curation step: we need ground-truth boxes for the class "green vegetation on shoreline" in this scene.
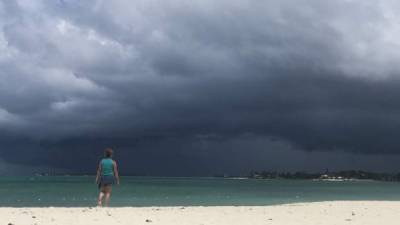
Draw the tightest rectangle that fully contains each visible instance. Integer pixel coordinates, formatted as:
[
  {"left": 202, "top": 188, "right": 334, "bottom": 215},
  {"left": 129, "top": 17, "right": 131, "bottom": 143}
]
[{"left": 248, "top": 170, "right": 400, "bottom": 181}]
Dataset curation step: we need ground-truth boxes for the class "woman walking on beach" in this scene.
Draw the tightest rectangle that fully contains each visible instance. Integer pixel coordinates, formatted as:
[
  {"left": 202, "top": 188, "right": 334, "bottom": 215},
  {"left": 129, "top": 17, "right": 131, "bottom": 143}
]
[{"left": 96, "top": 148, "right": 120, "bottom": 207}]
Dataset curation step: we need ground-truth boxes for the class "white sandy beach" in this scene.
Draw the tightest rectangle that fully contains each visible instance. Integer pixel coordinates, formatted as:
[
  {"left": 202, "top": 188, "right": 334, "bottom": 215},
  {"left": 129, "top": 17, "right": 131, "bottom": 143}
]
[{"left": 1, "top": 201, "right": 399, "bottom": 225}]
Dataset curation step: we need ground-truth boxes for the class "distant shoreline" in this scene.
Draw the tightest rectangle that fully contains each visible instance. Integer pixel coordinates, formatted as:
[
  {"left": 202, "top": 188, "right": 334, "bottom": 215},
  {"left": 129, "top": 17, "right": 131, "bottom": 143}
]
[{"left": 24, "top": 174, "right": 396, "bottom": 182}]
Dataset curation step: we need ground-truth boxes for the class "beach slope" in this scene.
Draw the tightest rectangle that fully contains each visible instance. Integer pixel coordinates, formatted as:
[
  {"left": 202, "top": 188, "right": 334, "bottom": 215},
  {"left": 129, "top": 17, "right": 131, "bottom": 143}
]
[{"left": 1, "top": 201, "right": 399, "bottom": 225}]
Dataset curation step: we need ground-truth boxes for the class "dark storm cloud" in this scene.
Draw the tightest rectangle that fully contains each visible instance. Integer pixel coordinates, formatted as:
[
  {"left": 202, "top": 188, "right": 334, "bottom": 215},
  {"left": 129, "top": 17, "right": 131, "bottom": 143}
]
[{"left": 1, "top": 0, "right": 400, "bottom": 173}]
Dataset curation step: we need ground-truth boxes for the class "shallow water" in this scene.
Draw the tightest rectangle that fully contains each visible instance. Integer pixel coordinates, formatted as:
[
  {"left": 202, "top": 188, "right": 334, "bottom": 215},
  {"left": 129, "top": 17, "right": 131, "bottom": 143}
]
[{"left": 0, "top": 176, "right": 399, "bottom": 207}]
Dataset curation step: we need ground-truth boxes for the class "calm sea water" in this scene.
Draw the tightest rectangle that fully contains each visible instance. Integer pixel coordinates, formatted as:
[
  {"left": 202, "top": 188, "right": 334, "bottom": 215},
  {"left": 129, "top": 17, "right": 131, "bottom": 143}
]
[{"left": 0, "top": 176, "right": 399, "bottom": 207}]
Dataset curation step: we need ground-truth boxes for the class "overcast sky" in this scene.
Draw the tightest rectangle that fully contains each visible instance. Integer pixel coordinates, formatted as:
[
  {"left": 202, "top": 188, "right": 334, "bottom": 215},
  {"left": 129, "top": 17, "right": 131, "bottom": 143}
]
[{"left": 1, "top": 0, "right": 400, "bottom": 175}]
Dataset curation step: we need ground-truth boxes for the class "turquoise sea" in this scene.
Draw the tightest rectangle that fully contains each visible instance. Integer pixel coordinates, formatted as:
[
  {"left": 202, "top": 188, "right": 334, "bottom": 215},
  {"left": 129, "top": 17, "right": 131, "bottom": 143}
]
[{"left": 0, "top": 176, "right": 399, "bottom": 207}]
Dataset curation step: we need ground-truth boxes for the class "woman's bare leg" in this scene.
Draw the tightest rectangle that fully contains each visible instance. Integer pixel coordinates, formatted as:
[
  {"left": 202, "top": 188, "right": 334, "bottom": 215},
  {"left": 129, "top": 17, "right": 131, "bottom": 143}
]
[
  {"left": 97, "top": 191, "right": 104, "bottom": 207},
  {"left": 104, "top": 192, "right": 111, "bottom": 206},
  {"left": 104, "top": 185, "right": 112, "bottom": 207}
]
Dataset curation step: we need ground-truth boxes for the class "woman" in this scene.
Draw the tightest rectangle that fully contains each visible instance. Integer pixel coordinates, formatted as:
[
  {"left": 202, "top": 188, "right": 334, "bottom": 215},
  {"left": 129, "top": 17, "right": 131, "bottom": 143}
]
[{"left": 96, "top": 148, "right": 120, "bottom": 207}]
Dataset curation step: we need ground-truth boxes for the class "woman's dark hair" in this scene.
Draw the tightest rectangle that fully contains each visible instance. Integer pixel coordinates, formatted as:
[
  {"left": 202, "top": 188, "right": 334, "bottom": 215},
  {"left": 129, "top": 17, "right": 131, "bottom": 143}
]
[{"left": 104, "top": 148, "right": 114, "bottom": 158}]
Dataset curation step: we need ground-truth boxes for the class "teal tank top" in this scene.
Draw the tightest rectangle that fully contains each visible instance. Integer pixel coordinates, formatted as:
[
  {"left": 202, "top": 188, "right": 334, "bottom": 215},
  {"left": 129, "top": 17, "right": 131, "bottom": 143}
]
[{"left": 101, "top": 158, "right": 114, "bottom": 176}]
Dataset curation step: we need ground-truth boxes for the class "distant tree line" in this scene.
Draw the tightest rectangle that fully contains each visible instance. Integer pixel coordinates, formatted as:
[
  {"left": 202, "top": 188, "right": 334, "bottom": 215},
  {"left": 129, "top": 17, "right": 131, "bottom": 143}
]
[{"left": 248, "top": 170, "right": 400, "bottom": 181}]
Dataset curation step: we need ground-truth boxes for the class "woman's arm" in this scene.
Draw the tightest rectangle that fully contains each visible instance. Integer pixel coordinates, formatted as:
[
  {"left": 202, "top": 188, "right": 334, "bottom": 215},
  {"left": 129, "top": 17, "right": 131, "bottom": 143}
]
[
  {"left": 113, "top": 161, "right": 120, "bottom": 185},
  {"left": 95, "top": 162, "right": 101, "bottom": 184}
]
